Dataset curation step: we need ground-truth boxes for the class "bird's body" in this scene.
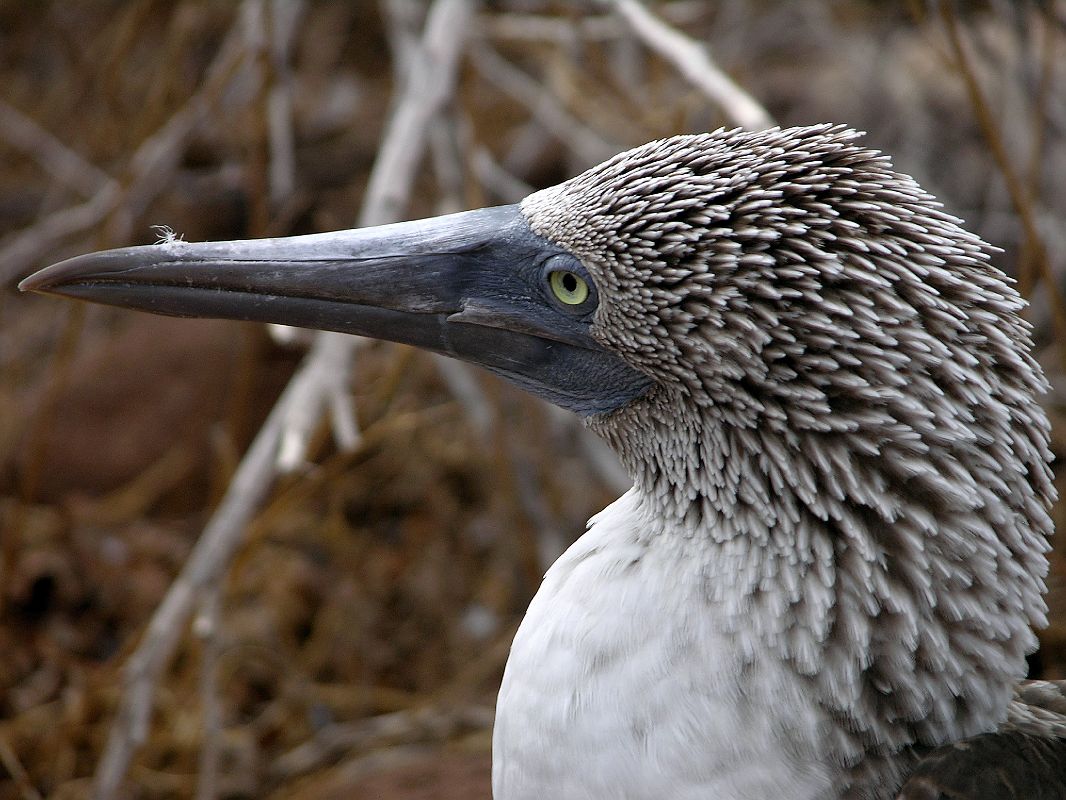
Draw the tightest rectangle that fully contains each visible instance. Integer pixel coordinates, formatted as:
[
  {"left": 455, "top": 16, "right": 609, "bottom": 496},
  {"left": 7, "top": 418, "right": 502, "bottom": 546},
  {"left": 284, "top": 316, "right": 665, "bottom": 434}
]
[
  {"left": 502, "top": 127, "right": 1058, "bottom": 798},
  {"left": 495, "top": 487, "right": 841, "bottom": 799},
  {"left": 22, "top": 124, "right": 1066, "bottom": 798}
]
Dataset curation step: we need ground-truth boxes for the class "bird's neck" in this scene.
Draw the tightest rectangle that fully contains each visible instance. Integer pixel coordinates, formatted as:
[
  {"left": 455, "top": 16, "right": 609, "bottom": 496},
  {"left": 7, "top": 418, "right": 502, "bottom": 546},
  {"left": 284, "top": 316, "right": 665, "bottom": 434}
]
[{"left": 589, "top": 387, "right": 1041, "bottom": 767}]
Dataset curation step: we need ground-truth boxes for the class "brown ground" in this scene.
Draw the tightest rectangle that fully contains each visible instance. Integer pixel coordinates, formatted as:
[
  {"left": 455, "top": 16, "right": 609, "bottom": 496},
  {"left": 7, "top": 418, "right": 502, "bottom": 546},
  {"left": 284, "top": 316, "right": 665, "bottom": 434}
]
[{"left": 2, "top": 2, "right": 1066, "bottom": 798}]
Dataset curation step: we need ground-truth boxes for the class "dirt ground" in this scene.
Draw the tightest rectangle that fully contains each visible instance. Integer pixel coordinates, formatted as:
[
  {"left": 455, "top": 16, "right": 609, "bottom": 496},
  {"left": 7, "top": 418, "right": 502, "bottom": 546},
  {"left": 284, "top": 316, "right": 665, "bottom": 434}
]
[{"left": 2, "top": 2, "right": 1066, "bottom": 798}]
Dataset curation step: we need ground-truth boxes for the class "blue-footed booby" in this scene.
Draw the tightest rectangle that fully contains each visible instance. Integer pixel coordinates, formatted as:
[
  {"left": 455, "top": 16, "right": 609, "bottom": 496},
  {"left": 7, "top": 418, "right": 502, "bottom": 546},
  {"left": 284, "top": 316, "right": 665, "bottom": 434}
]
[{"left": 21, "top": 125, "right": 1066, "bottom": 799}]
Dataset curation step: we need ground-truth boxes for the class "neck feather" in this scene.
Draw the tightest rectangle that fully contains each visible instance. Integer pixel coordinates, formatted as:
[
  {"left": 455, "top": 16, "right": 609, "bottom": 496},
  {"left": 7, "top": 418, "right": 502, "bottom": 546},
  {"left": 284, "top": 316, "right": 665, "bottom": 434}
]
[{"left": 590, "top": 385, "right": 1050, "bottom": 766}]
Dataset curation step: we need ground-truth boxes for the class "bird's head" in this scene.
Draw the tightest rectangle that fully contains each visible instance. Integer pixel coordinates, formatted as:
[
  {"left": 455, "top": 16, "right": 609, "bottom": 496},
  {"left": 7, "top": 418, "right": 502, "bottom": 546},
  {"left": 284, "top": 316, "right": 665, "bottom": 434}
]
[{"left": 524, "top": 126, "right": 1033, "bottom": 427}]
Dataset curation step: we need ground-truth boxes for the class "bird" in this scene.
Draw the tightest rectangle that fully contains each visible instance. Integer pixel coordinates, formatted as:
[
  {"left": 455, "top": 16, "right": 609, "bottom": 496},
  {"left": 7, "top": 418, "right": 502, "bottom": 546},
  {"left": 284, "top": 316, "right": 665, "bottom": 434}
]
[{"left": 21, "top": 124, "right": 1066, "bottom": 799}]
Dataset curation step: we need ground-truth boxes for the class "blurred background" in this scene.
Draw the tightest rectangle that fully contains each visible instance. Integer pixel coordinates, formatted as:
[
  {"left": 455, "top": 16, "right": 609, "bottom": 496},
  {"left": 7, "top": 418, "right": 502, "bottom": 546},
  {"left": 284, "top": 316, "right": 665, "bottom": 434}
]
[{"left": 2, "top": 1, "right": 1065, "bottom": 798}]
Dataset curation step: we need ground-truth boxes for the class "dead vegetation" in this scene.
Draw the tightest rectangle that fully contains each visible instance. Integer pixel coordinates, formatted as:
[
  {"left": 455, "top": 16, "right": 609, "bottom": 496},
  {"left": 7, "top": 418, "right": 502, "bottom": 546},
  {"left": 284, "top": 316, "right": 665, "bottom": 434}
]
[{"left": 2, "top": 1, "right": 1065, "bottom": 798}]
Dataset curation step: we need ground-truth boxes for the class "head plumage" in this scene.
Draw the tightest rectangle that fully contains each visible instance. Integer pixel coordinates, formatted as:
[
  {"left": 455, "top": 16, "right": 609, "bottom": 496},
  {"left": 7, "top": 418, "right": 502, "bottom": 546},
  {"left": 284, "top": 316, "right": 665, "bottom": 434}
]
[{"left": 523, "top": 125, "right": 1044, "bottom": 442}]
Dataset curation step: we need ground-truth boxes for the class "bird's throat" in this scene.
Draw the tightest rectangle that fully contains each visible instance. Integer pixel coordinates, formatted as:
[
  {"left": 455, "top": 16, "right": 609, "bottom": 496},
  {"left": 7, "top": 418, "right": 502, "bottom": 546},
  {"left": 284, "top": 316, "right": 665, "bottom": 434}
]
[{"left": 586, "top": 385, "right": 1035, "bottom": 787}]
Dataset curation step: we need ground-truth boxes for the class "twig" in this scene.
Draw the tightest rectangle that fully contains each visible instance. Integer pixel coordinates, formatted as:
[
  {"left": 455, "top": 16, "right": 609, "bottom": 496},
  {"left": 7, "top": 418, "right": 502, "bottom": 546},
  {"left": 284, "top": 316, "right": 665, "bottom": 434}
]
[
  {"left": 380, "top": 0, "right": 424, "bottom": 84},
  {"left": 470, "top": 44, "right": 619, "bottom": 167},
  {"left": 360, "top": 0, "right": 476, "bottom": 229},
  {"left": 429, "top": 110, "right": 466, "bottom": 215},
  {"left": 0, "top": 190, "right": 119, "bottom": 286},
  {"left": 267, "top": 0, "right": 304, "bottom": 208},
  {"left": 938, "top": 3, "right": 1066, "bottom": 354},
  {"left": 0, "top": 733, "right": 43, "bottom": 800},
  {"left": 480, "top": 3, "right": 708, "bottom": 43},
  {"left": 426, "top": 110, "right": 498, "bottom": 441},
  {"left": 194, "top": 584, "right": 223, "bottom": 800},
  {"left": 1022, "top": 7, "right": 1057, "bottom": 273},
  {"left": 608, "top": 0, "right": 775, "bottom": 131},
  {"left": 240, "top": 0, "right": 272, "bottom": 234},
  {"left": 0, "top": 11, "right": 253, "bottom": 286},
  {"left": 0, "top": 99, "right": 116, "bottom": 199},
  {"left": 277, "top": 0, "right": 475, "bottom": 469},
  {"left": 108, "top": 6, "right": 262, "bottom": 245},
  {"left": 91, "top": 331, "right": 334, "bottom": 798},
  {"left": 471, "top": 146, "right": 533, "bottom": 204},
  {"left": 88, "top": 1, "right": 476, "bottom": 796},
  {"left": 276, "top": 0, "right": 477, "bottom": 469},
  {"left": 431, "top": 355, "right": 495, "bottom": 444},
  {"left": 269, "top": 704, "right": 492, "bottom": 780},
  {"left": 275, "top": 334, "right": 363, "bottom": 472}
]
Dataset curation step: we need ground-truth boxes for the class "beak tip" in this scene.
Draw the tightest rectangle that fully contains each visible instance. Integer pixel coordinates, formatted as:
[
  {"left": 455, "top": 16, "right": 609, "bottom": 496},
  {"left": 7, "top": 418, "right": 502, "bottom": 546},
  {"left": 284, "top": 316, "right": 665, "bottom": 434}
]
[
  {"left": 19, "top": 259, "right": 81, "bottom": 294},
  {"left": 18, "top": 269, "right": 50, "bottom": 293},
  {"left": 18, "top": 250, "right": 125, "bottom": 295}
]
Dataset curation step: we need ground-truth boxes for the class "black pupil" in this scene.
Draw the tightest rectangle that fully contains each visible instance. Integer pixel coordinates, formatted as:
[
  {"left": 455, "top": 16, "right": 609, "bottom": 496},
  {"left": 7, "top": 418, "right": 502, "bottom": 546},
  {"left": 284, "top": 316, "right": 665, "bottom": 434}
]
[{"left": 562, "top": 273, "right": 578, "bottom": 293}]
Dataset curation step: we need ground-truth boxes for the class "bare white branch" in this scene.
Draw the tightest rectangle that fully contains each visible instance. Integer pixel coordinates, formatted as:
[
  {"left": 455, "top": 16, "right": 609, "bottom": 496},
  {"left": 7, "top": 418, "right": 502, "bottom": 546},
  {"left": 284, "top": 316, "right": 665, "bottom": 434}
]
[
  {"left": 362, "top": 0, "right": 475, "bottom": 228},
  {"left": 481, "top": 3, "right": 708, "bottom": 43},
  {"left": 275, "top": 333, "right": 363, "bottom": 472},
  {"left": 276, "top": 0, "right": 475, "bottom": 470},
  {"left": 472, "top": 146, "right": 533, "bottom": 204},
  {"left": 267, "top": 0, "right": 304, "bottom": 207},
  {"left": 470, "top": 44, "right": 620, "bottom": 168},
  {"left": 0, "top": 99, "right": 116, "bottom": 199},
  {"left": 88, "top": 2, "right": 476, "bottom": 795},
  {"left": 194, "top": 584, "right": 223, "bottom": 800},
  {"left": 608, "top": 0, "right": 775, "bottom": 131},
  {"left": 92, "top": 328, "right": 315, "bottom": 797},
  {"left": 0, "top": 15, "right": 254, "bottom": 285}
]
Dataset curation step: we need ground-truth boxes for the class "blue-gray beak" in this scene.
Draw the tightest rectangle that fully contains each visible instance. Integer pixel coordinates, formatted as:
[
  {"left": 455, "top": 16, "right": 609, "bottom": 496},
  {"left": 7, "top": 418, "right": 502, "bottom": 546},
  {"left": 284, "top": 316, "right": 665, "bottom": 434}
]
[{"left": 20, "top": 205, "right": 650, "bottom": 416}]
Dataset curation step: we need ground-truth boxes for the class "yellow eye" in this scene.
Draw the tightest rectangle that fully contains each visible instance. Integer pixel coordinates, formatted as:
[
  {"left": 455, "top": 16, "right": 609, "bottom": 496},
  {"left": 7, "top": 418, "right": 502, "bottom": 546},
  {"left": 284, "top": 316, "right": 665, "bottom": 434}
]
[{"left": 549, "top": 270, "right": 590, "bottom": 305}]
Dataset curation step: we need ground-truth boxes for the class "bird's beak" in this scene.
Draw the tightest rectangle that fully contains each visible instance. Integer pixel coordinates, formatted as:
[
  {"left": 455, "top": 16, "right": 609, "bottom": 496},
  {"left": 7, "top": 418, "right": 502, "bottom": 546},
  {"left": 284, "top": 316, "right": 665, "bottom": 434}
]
[{"left": 19, "top": 205, "right": 650, "bottom": 415}]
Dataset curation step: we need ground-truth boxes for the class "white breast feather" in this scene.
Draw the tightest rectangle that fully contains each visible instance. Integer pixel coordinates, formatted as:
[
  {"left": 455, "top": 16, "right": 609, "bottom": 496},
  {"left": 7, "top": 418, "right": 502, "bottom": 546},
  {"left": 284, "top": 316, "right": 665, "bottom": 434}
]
[{"left": 493, "top": 489, "right": 837, "bottom": 800}]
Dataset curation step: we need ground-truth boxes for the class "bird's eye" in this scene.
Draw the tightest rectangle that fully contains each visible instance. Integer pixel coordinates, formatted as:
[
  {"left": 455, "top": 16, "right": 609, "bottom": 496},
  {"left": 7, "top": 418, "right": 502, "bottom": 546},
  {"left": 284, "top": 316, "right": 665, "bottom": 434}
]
[{"left": 548, "top": 270, "right": 590, "bottom": 306}]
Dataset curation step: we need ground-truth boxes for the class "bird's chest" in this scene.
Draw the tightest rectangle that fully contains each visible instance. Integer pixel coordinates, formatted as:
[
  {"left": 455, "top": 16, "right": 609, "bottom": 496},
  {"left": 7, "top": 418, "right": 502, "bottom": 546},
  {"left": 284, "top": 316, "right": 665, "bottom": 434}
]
[{"left": 491, "top": 495, "right": 836, "bottom": 800}]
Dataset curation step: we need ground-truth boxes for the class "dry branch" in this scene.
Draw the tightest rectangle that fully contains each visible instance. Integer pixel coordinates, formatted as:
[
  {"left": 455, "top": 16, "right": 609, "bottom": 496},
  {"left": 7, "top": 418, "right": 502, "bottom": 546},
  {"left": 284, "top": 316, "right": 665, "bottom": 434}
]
[
  {"left": 609, "top": 0, "right": 774, "bottom": 131},
  {"left": 269, "top": 704, "right": 493, "bottom": 780},
  {"left": 193, "top": 584, "right": 223, "bottom": 800},
  {"left": 0, "top": 733, "right": 43, "bottom": 800},
  {"left": 470, "top": 45, "right": 619, "bottom": 167},
  {"left": 481, "top": 3, "right": 707, "bottom": 43},
  {"left": 276, "top": 0, "right": 477, "bottom": 470},
  {"left": 266, "top": 0, "right": 304, "bottom": 208},
  {"left": 275, "top": 333, "right": 362, "bottom": 472},
  {"left": 938, "top": 3, "right": 1066, "bottom": 361},
  {"left": 0, "top": 15, "right": 253, "bottom": 285},
  {"left": 360, "top": 0, "right": 476, "bottom": 230},
  {"left": 88, "top": 1, "right": 476, "bottom": 796},
  {"left": 0, "top": 99, "right": 116, "bottom": 199},
  {"left": 91, "top": 334, "right": 335, "bottom": 798}
]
